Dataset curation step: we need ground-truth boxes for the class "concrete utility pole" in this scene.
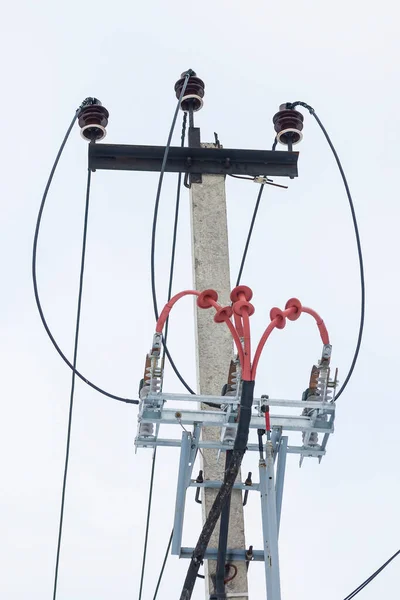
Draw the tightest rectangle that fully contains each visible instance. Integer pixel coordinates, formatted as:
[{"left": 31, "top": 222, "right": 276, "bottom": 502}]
[{"left": 190, "top": 151, "right": 249, "bottom": 600}]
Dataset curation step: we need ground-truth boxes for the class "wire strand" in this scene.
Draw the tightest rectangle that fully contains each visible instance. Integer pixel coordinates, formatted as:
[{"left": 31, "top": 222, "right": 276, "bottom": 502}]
[
  {"left": 138, "top": 447, "right": 158, "bottom": 600},
  {"left": 52, "top": 167, "right": 92, "bottom": 600},
  {"left": 287, "top": 102, "right": 365, "bottom": 401},
  {"left": 32, "top": 114, "right": 138, "bottom": 405},
  {"left": 152, "top": 530, "right": 173, "bottom": 600},
  {"left": 310, "top": 110, "right": 365, "bottom": 401},
  {"left": 138, "top": 114, "right": 188, "bottom": 600},
  {"left": 234, "top": 136, "right": 277, "bottom": 286},
  {"left": 150, "top": 74, "right": 196, "bottom": 395},
  {"left": 235, "top": 184, "right": 265, "bottom": 286},
  {"left": 342, "top": 549, "right": 400, "bottom": 600}
]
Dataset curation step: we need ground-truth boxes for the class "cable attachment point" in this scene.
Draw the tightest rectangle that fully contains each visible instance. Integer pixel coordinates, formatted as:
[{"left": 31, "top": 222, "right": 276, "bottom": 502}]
[
  {"left": 151, "top": 332, "right": 163, "bottom": 357},
  {"left": 273, "top": 103, "right": 304, "bottom": 146},
  {"left": 253, "top": 176, "right": 289, "bottom": 189},
  {"left": 175, "top": 70, "right": 205, "bottom": 112},
  {"left": 245, "top": 545, "right": 254, "bottom": 566},
  {"left": 78, "top": 97, "right": 102, "bottom": 111},
  {"left": 78, "top": 100, "right": 109, "bottom": 141}
]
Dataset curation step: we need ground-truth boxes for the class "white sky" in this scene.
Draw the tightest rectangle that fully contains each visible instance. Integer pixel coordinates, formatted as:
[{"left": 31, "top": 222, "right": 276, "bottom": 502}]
[{"left": 1, "top": 1, "right": 399, "bottom": 599}]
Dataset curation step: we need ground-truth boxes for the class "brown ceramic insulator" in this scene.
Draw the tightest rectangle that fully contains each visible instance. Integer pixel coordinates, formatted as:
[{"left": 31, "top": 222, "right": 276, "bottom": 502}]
[
  {"left": 78, "top": 105, "right": 109, "bottom": 141},
  {"left": 273, "top": 107, "right": 304, "bottom": 144},
  {"left": 174, "top": 72, "right": 205, "bottom": 111}
]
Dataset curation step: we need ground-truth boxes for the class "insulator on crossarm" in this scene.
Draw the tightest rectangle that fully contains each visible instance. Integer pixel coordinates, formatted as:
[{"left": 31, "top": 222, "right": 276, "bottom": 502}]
[
  {"left": 273, "top": 104, "right": 304, "bottom": 146},
  {"left": 174, "top": 70, "right": 205, "bottom": 112},
  {"left": 139, "top": 422, "right": 154, "bottom": 437},
  {"left": 78, "top": 98, "right": 109, "bottom": 141}
]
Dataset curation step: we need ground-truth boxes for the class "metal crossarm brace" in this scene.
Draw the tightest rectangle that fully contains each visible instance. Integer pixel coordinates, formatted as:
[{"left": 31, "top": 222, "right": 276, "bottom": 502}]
[{"left": 89, "top": 143, "right": 298, "bottom": 177}]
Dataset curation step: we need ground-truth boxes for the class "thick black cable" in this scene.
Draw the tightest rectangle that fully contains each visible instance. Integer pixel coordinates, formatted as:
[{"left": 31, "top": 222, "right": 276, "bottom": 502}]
[
  {"left": 288, "top": 102, "right": 365, "bottom": 401},
  {"left": 52, "top": 167, "right": 92, "bottom": 600},
  {"left": 150, "top": 70, "right": 196, "bottom": 396},
  {"left": 214, "top": 451, "right": 232, "bottom": 599},
  {"left": 138, "top": 113, "right": 188, "bottom": 600},
  {"left": 32, "top": 108, "right": 138, "bottom": 405},
  {"left": 180, "top": 380, "right": 255, "bottom": 600},
  {"left": 152, "top": 529, "right": 173, "bottom": 600},
  {"left": 342, "top": 549, "right": 400, "bottom": 600},
  {"left": 235, "top": 184, "right": 265, "bottom": 287}
]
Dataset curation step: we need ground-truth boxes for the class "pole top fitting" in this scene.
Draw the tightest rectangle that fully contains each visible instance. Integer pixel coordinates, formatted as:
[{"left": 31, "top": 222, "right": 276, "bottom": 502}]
[{"left": 175, "top": 70, "right": 205, "bottom": 112}]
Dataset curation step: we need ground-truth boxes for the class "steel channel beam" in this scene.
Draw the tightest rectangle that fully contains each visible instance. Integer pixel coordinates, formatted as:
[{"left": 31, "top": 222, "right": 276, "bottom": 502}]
[
  {"left": 172, "top": 432, "right": 192, "bottom": 555},
  {"left": 140, "top": 408, "right": 333, "bottom": 433},
  {"left": 135, "top": 438, "right": 326, "bottom": 456},
  {"left": 275, "top": 437, "right": 288, "bottom": 536},
  {"left": 180, "top": 548, "right": 264, "bottom": 561},
  {"left": 189, "top": 481, "right": 260, "bottom": 491},
  {"left": 89, "top": 144, "right": 298, "bottom": 177},
  {"left": 259, "top": 445, "right": 281, "bottom": 600},
  {"left": 145, "top": 393, "right": 335, "bottom": 412}
]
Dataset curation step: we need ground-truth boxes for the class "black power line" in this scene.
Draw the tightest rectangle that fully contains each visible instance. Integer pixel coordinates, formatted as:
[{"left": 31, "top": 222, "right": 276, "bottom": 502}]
[
  {"left": 52, "top": 166, "right": 92, "bottom": 600},
  {"left": 150, "top": 70, "right": 196, "bottom": 396},
  {"left": 342, "top": 549, "right": 400, "bottom": 600},
  {"left": 32, "top": 105, "right": 138, "bottom": 405},
  {"left": 152, "top": 530, "right": 174, "bottom": 600},
  {"left": 138, "top": 113, "right": 188, "bottom": 600},
  {"left": 287, "top": 102, "right": 365, "bottom": 400},
  {"left": 235, "top": 184, "right": 265, "bottom": 287}
]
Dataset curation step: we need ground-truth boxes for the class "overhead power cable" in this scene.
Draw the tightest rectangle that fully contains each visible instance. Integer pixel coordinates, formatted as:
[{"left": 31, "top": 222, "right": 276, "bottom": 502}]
[
  {"left": 235, "top": 138, "right": 277, "bottom": 286},
  {"left": 342, "top": 549, "right": 400, "bottom": 600},
  {"left": 32, "top": 103, "right": 138, "bottom": 405},
  {"left": 235, "top": 184, "right": 265, "bottom": 287},
  {"left": 138, "top": 113, "right": 188, "bottom": 600},
  {"left": 287, "top": 102, "right": 365, "bottom": 400},
  {"left": 152, "top": 530, "right": 173, "bottom": 600},
  {"left": 52, "top": 166, "right": 92, "bottom": 600},
  {"left": 150, "top": 69, "right": 196, "bottom": 396}
]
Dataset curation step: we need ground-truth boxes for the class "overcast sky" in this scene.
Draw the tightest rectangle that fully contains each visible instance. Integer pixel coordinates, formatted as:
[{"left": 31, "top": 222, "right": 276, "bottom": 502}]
[{"left": 1, "top": 1, "right": 399, "bottom": 599}]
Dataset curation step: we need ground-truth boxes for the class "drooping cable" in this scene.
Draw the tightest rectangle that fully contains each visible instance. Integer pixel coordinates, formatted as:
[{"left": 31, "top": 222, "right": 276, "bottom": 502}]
[
  {"left": 150, "top": 70, "right": 195, "bottom": 395},
  {"left": 288, "top": 102, "right": 365, "bottom": 401},
  {"left": 138, "top": 113, "right": 188, "bottom": 600},
  {"left": 342, "top": 549, "right": 400, "bottom": 600},
  {"left": 32, "top": 107, "right": 138, "bottom": 405},
  {"left": 235, "top": 185, "right": 264, "bottom": 287},
  {"left": 179, "top": 380, "right": 255, "bottom": 600},
  {"left": 52, "top": 167, "right": 92, "bottom": 600},
  {"left": 137, "top": 447, "right": 158, "bottom": 600},
  {"left": 234, "top": 137, "right": 277, "bottom": 286},
  {"left": 152, "top": 530, "right": 173, "bottom": 600}
]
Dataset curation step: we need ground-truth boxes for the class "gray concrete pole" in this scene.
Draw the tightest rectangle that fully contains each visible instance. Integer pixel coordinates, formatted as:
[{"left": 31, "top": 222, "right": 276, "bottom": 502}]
[{"left": 190, "top": 147, "right": 249, "bottom": 600}]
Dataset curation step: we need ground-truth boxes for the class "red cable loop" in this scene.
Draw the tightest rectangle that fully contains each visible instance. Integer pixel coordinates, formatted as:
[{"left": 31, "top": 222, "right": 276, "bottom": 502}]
[
  {"left": 156, "top": 288, "right": 329, "bottom": 386},
  {"left": 301, "top": 306, "right": 330, "bottom": 344},
  {"left": 251, "top": 319, "right": 279, "bottom": 379},
  {"left": 241, "top": 309, "right": 252, "bottom": 381},
  {"left": 209, "top": 300, "right": 245, "bottom": 368},
  {"left": 233, "top": 312, "right": 244, "bottom": 338},
  {"left": 156, "top": 290, "right": 200, "bottom": 333}
]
